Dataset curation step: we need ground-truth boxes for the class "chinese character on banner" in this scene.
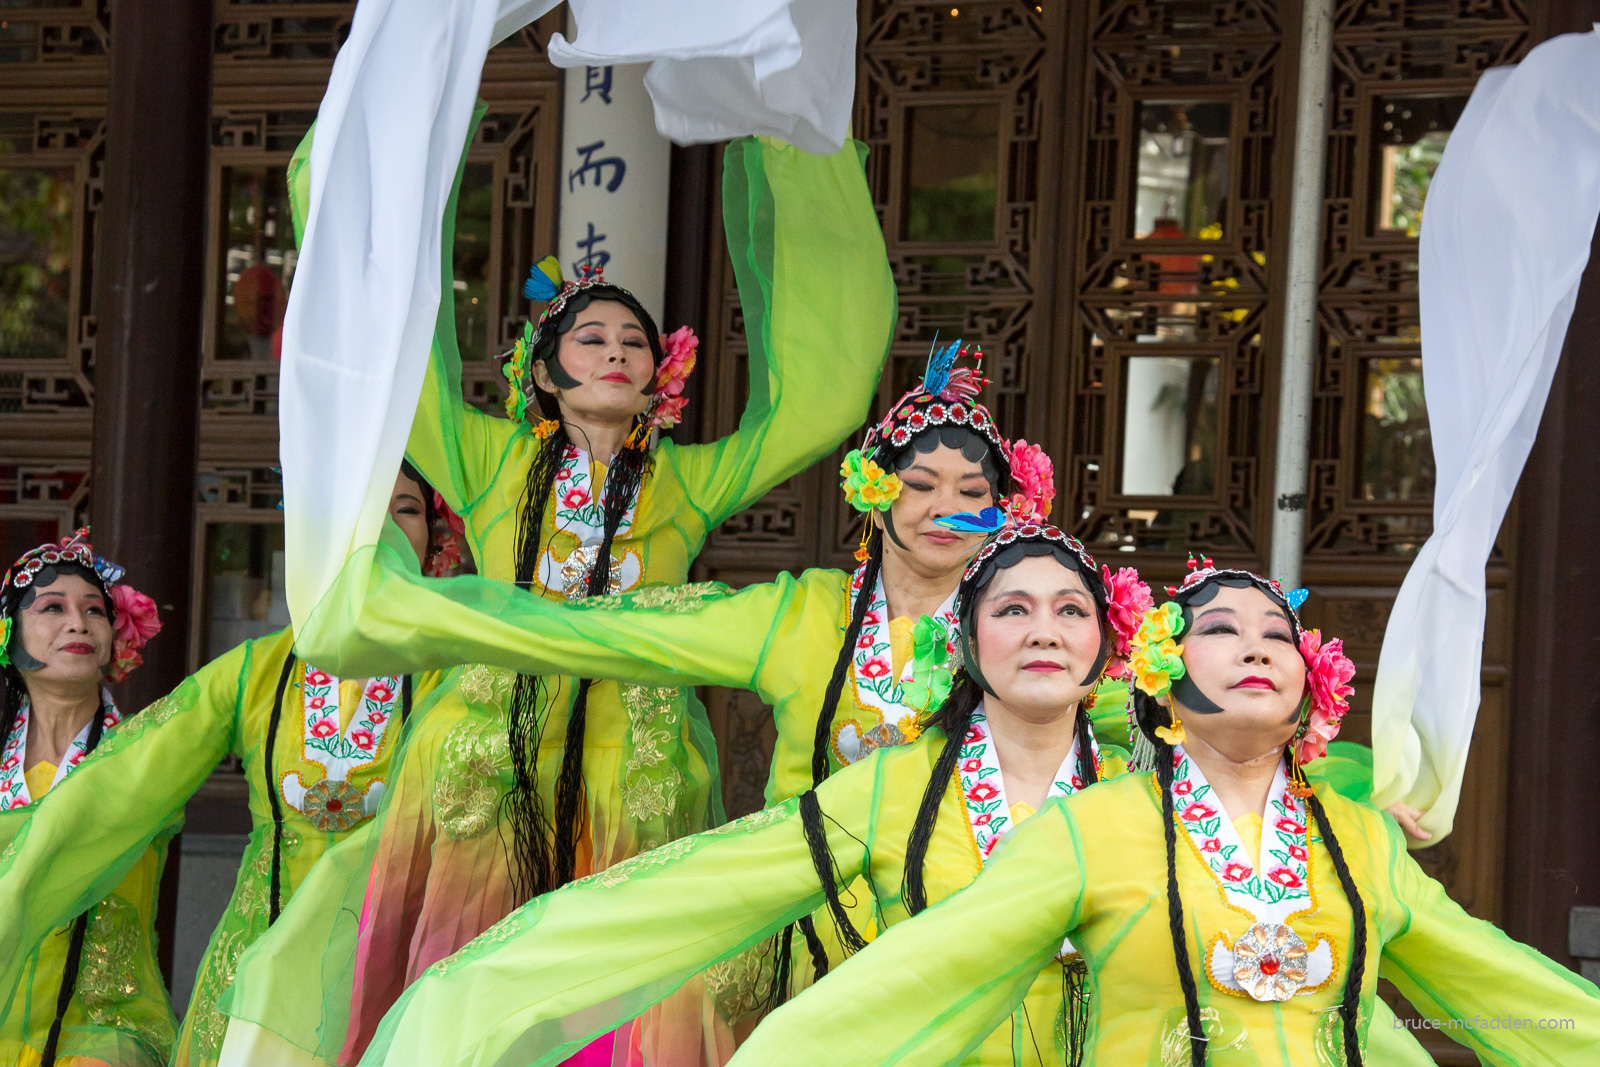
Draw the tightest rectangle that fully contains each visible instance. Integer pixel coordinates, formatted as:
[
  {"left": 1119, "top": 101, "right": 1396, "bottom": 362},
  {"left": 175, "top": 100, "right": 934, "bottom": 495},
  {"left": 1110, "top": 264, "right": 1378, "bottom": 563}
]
[
  {"left": 569, "top": 141, "right": 627, "bottom": 193},
  {"left": 574, "top": 222, "right": 610, "bottom": 275},
  {"left": 583, "top": 66, "right": 614, "bottom": 105}
]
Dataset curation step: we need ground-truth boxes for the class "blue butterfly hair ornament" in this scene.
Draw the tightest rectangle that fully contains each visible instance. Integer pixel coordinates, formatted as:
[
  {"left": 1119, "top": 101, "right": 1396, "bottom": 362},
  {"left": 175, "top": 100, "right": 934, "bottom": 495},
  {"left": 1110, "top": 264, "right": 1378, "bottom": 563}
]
[
  {"left": 921, "top": 337, "right": 962, "bottom": 400},
  {"left": 934, "top": 507, "right": 1007, "bottom": 535},
  {"left": 1285, "top": 587, "right": 1310, "bottom": 611},
  {"left": 522, "top": 255, "right": 563, "bottom": 302}
]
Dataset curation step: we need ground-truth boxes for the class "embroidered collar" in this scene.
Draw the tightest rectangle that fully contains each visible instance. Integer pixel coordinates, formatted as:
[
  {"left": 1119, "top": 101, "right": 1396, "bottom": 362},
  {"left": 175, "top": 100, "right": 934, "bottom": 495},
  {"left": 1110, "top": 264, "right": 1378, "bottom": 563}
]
[
  {"left": 845, "top": 562, "right": 958, "bottom": 737},
  {"left": 0, "top": 693, "right": 122, "bottom": 809},
  {"left": 1164, "top": 746, "right": 1338, "bottom": 1001},
  {"left": 279, "top": 664, "right": 402, "bottom": 832},
  {"left": 957, "top": 701, "right": 1100, "bottom": 860},
  {"left": 532, "top": 443, "right": 644, "bottom": 600}
]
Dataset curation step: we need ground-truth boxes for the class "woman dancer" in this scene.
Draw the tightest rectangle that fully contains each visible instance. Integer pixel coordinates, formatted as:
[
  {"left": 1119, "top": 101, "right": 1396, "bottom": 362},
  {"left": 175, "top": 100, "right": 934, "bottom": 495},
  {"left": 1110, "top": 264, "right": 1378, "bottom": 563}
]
[
  {"left": 220, "top": 113, "right": 894, "bottom": 1066},
  {"left": 333, "top": 514, "right": 1149, "bottom": 1067},
  {"left": 0, "top": 531, "right": 166, "bottom": 1067},
  {"left": 713, "top": 562, "right": 1600, "bottom": 1065},
  {"left": 0, "top": 471, "right": 449, "bottom": 1067}
]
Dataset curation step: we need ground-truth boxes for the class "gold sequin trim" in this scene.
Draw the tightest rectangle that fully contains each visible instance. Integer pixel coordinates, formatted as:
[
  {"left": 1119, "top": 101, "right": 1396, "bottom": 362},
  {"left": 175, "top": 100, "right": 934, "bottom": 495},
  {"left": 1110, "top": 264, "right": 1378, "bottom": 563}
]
[
  {"left": 78, "top": 894, "right": 144, "bottom": 1036},
  {"left": 435, "top": 720, "right": 509, "bottom": 840},
  {"left": 427, "top": 910, "right": 529, "bottom": 978},
  {"left": 575, "top": 581, "right": 729, "bottom": 614}
]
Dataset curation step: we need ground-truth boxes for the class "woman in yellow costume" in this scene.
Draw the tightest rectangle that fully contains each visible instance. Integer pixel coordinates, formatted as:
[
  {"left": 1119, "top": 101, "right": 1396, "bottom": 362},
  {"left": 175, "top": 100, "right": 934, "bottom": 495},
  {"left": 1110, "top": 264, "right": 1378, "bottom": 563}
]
[
  {"left": 218, "top": 106, "right": 895, "bottom": 1065},
  {"left": 323, "top": 507, "right": 1154, "bottom": 1067},
  {"left": 712, "top": 561, "right": 1600, "bottom": 1066},
  {"left": 0, "top": 471, "right": 449, "bottom": 1067},
  {"left": 0, "top": 530, "right": 167, "bottom": 1066}
]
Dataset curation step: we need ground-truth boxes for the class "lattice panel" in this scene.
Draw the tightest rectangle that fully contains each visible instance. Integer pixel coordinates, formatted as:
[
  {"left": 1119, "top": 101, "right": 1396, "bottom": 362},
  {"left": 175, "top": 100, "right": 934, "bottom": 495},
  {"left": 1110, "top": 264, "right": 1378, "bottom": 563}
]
[
  {"left": 0, "top": 0, "right": 108, "bottom": 66},
  {"left": 0, "top": 461, "right": 89, "bottom": 529},
  {"left": 0, "top": 112, "right": 105, "bottom": 415},
  {"left": 1062, "top": 0, "right": 1285, "bottom": 562},
  {"left": 1305, "top": 0, "right": 1530, "bottom": 558}
]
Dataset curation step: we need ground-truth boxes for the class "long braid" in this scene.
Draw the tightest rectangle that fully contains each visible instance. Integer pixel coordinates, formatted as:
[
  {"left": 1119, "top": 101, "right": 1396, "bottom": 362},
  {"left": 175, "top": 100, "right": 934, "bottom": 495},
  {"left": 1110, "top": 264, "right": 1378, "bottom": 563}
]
[
  {"left": 504, "top": 428, "right": 569, "bottom": 901},
  {"left": 1074, "top": 702, "right": 1098, "bottom": 789},
  {"left": 0, "top": 666, "right": 24, "bottom": 756},
  {"left": 1305, "top": 788, "right": 1367, "bottom": 1065},
  {"left": 901, "top": 678, "right": 981, "bottom": 916},
  {"left": 41, "top": 703, "right": 109, "bottom": 1067},
  {"left": 1157, "top": 737, "right": 1206, "bottom": 1066},
  {"left": 810, "top": 531, "right": 881, "bottom": 787},
  {"left": 551, "top": 437, "right": 649, "bottom": 884}
]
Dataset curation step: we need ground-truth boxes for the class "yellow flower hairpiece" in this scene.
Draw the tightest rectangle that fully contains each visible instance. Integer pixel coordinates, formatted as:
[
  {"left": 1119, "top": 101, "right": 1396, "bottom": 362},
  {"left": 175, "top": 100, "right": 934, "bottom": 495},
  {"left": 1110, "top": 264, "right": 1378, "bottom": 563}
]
[{"left": 840, "top": 449, "right": 903, "bottom": 513}]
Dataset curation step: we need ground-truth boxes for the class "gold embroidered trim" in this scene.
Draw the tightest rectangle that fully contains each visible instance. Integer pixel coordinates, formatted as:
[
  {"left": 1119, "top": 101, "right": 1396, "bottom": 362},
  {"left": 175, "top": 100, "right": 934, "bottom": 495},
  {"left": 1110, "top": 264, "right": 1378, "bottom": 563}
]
[
  {"left": 620, "top": 683, "right": 682, "bottom": 824},
  {"left": 575, "top": 581, "right": 728, "bottom": 614},
  {"left": 705, "top": 940, "right": 776, "bottom": 1025},
  {"left": 458, "top": 664, "right": 514, "bottom": 709},
  {"left": 435, "top": 720, "right": 509, "bottom": 840},
  {"left": 1159, "top": 1007, "right": 1250, "bottom": 1067}
]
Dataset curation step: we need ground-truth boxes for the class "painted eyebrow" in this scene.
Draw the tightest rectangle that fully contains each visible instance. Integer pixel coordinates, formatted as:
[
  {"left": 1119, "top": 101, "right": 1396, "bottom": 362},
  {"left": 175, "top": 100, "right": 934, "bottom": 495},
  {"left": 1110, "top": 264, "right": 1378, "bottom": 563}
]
[
  {"left": 1194, "top": 606, "right": 1236, "bottom": 623},
  {"left": 989, "top": 587, "right": 1090, "bottom": 602},
  {"left": 574, "top": 320, "right": 645, "bottom": 332},
  {"left": 392, "top": 493, "right": 424, "bottom": 505},
  {"left": 32, "top": 589, "right": 104, "bottom": 603}
]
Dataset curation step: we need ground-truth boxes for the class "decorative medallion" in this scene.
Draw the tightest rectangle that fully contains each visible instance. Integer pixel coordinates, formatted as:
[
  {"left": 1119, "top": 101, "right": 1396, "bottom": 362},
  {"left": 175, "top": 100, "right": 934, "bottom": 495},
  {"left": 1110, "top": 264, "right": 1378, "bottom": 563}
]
[
  {"left": 1231, "top": 922, "right": 1309, "bottom": 1002},
  {"left": 301, "top": 778, "right": 365, "bottom": 832}
]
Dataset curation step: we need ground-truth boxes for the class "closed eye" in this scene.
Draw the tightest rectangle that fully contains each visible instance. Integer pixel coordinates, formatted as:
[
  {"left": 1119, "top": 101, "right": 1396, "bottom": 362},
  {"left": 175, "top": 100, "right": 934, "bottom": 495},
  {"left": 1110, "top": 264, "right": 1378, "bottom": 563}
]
[
  {"left": 1198, "top": 622, "right": 1237, "bottom": 636},
  {"left": 960, "top": 488, "right": 988, "bottom": 499},
  {"left": 903, "top": 480, "right": 934, "bottom": 493}
]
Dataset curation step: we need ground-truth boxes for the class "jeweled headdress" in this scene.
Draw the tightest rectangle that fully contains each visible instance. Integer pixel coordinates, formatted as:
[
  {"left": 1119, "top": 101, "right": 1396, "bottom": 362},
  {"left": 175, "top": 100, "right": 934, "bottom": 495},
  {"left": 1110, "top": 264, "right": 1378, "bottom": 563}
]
[{"left": 0, "top": 528, "right": 161, "bottom": 681}]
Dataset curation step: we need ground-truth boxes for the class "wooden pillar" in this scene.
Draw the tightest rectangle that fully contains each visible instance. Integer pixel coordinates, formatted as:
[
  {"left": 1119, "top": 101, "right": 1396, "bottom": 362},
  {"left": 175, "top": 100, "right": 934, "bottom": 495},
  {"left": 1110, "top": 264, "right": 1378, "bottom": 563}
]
[{"left": 88, "top": 0, "right": 214, "bottom": 983}]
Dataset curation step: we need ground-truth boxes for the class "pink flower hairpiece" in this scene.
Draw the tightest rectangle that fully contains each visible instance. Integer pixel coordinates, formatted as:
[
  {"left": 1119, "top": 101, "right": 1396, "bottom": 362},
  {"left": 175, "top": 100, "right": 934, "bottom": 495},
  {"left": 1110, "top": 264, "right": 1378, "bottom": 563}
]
[
  {"left": 1100, "top": 564, "right": 1155, "bottom": 678},
  {"left": 108, "top": 584, "right": 161, "bottom": 683},
  {"left": 1294, "top": 629, "right": 1355, "bottom": 764},
  {"left": 1005, "top": 439, "right": 1055, "bottom": 524},
  {"left": 426, "top": 491, "right": 468, "bottom": 578},
  {"left": 648, "top": 326, "right": 698, "bottom": 429}
]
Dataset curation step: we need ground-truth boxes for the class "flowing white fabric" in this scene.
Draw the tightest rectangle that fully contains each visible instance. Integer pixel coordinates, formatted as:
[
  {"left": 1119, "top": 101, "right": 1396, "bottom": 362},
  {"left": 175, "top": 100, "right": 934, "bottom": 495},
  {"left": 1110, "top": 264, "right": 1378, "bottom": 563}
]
[
  {"left": 280, "top": 0, "right": 856, "bottom": 630},
  {"left": 1370, "top": 26, "right": 1600, "bottom": 837},
  {"left": 550, "top": 0, "right": 856, "bottom": 154}
]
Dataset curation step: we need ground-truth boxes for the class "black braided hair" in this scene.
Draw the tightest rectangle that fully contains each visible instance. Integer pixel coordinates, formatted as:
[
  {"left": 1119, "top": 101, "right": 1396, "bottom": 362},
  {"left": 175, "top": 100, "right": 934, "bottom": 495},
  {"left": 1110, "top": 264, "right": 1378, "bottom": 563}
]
[
  {"left": 901, "top": 676, "right": 982, "bottom": 916},
  {"left": 809, "top": 530, "right": 881, "bottom": 787},
  {"left": 1306, "top": 788, "right": 1367, "bottom": 1066},
  {"left": 502, "top": 421, "right": 651, "bottom": 901},
  {"left": 798, "top": 788, "right": 870, "bottom": 961}
]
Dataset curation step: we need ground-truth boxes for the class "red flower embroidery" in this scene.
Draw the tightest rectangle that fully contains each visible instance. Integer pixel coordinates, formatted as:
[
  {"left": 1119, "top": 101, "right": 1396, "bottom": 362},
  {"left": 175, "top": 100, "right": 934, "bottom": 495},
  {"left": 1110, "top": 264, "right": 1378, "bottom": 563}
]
[
  {"left": 308, "top": 697, "right": 326, "bottom": 711},
  {"left": 859, "top": 658, "right": 891, "bottom": 680},
  {"left": 5, "top": 795, "right": 27, "bottom": 809},
  {"left": 1200, "top": 838, "right": 1222, "bottom": 853},
  {"left": 960, "top": 758, "right": 982, "bottom": 774},
  {"left": 1266, "top": 866, "right": 1303, "bottom": 889},
  {"left": 556, "top": 467, "right": 573, "bottom": 480},
  {"left": 967, "top": 781, "right": 1000, "bottom": 803},
  {"left": 0, "top": 757, "right": 17, "bottom": 772},
  {"left": 973, "top": 813, "right": 993, "bottom": 827},
  {"left": 367, "top": 683, "right": 393, "bottom": 703},
  {"left": 862, "top": 611, "right": 883, "bottom": 626},
  {"left": 1275, "top": 818, "right": 1306, "bottom": 836},
  {"left": 857, "top": 633, "right": 875, "bottom": 649},
  {"left": 1180, "top": 801, "right": 1217, "bottom": 822},
  {"left": 351, "top": 728, "right": 376, "bottom": 752},
  {"left": 307, "top": 671, "right": 331, "bottom": 686},
  {"left": 1173, "top": 780, "right": 1194, "bottom": 796},
  {"left": 562, "top": 488, "right": 590, "bottom": 508},
  {"left": 310, "top": 719, "right": 338, "bottom": 739},
  {"left": 1288, "top": 844, "right": 1308, "bottom": 861},
  {"left": 1222, "top": 861, "right": 1253, "bottom": 882},
  {"left": 368, "top": 710, "right": 389, "bottom": 726}
]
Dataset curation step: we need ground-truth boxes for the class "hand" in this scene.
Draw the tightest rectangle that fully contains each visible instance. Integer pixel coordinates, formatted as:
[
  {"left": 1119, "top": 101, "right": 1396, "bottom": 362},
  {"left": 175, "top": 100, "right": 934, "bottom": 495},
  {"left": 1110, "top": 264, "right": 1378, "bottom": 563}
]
[{"left": 1386, "top": 803, "right": 1432, "bottom": 843}]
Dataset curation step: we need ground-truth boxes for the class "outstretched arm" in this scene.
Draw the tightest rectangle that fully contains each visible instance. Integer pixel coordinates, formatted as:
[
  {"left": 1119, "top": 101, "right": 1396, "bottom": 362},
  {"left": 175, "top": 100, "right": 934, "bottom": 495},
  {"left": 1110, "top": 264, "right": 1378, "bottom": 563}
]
[
  {"left": 729, "top": 798, "right": 1085, "bottom": 1067},
  {"left": 1379, "top": 820, "right": 1600, "bottom": 1064},
  {"left": 294, "top": 523, "right": 838, "bottom": 709},
  {"left": 357, "top": 760, "right": 880, "bottom": 1067},
  {"left": 665, "top": 135, "right": 895, "bottom": 525},
  {"left": 0, "top": 640, "right": 250, "bottom": 1017}
]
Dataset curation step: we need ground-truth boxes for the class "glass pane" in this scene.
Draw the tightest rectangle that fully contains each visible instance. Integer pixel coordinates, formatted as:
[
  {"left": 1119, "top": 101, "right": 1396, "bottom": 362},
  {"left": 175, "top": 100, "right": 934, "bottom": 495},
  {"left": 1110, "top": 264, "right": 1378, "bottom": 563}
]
[
  {"left": 902, "top": 103, "right": 999, "bottom": 243},
  {"left": 1372, "top": 95, "right": 1466, "bottom": 236},
  {"left": 1360, "top": 357, "right": 1434, "bottom": 501},
  {"left": 0, "top": 166, "right": 75, "bottom": 360},
  {"left": 1134, "top": 101, "right": 1230, "bottom": 239},
  {"left": 453, "top": 162, "right": 494, "bottom": 359},
  {"left": 219, "top": 166, "right": 296, "bottom": 360},
  {"left": 202, "top": 522, "right": 287, "bottom": 661},
  {"left": 1121, "top": 355, "right": 1218, "bottom": 496}
]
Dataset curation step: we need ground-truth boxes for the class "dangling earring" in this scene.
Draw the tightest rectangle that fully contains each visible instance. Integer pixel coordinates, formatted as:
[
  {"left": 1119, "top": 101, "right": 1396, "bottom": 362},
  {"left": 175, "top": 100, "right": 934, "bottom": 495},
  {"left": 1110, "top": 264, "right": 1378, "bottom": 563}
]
[
  {"left": 1286, "top": 746, "right": 1314, "bottom": 799},
  {"left": 1154, "top": 705, "right": 1186, "bottom": 747},
  {"left": 854, "top": 518, "right": 874, "bottom": 563}
]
